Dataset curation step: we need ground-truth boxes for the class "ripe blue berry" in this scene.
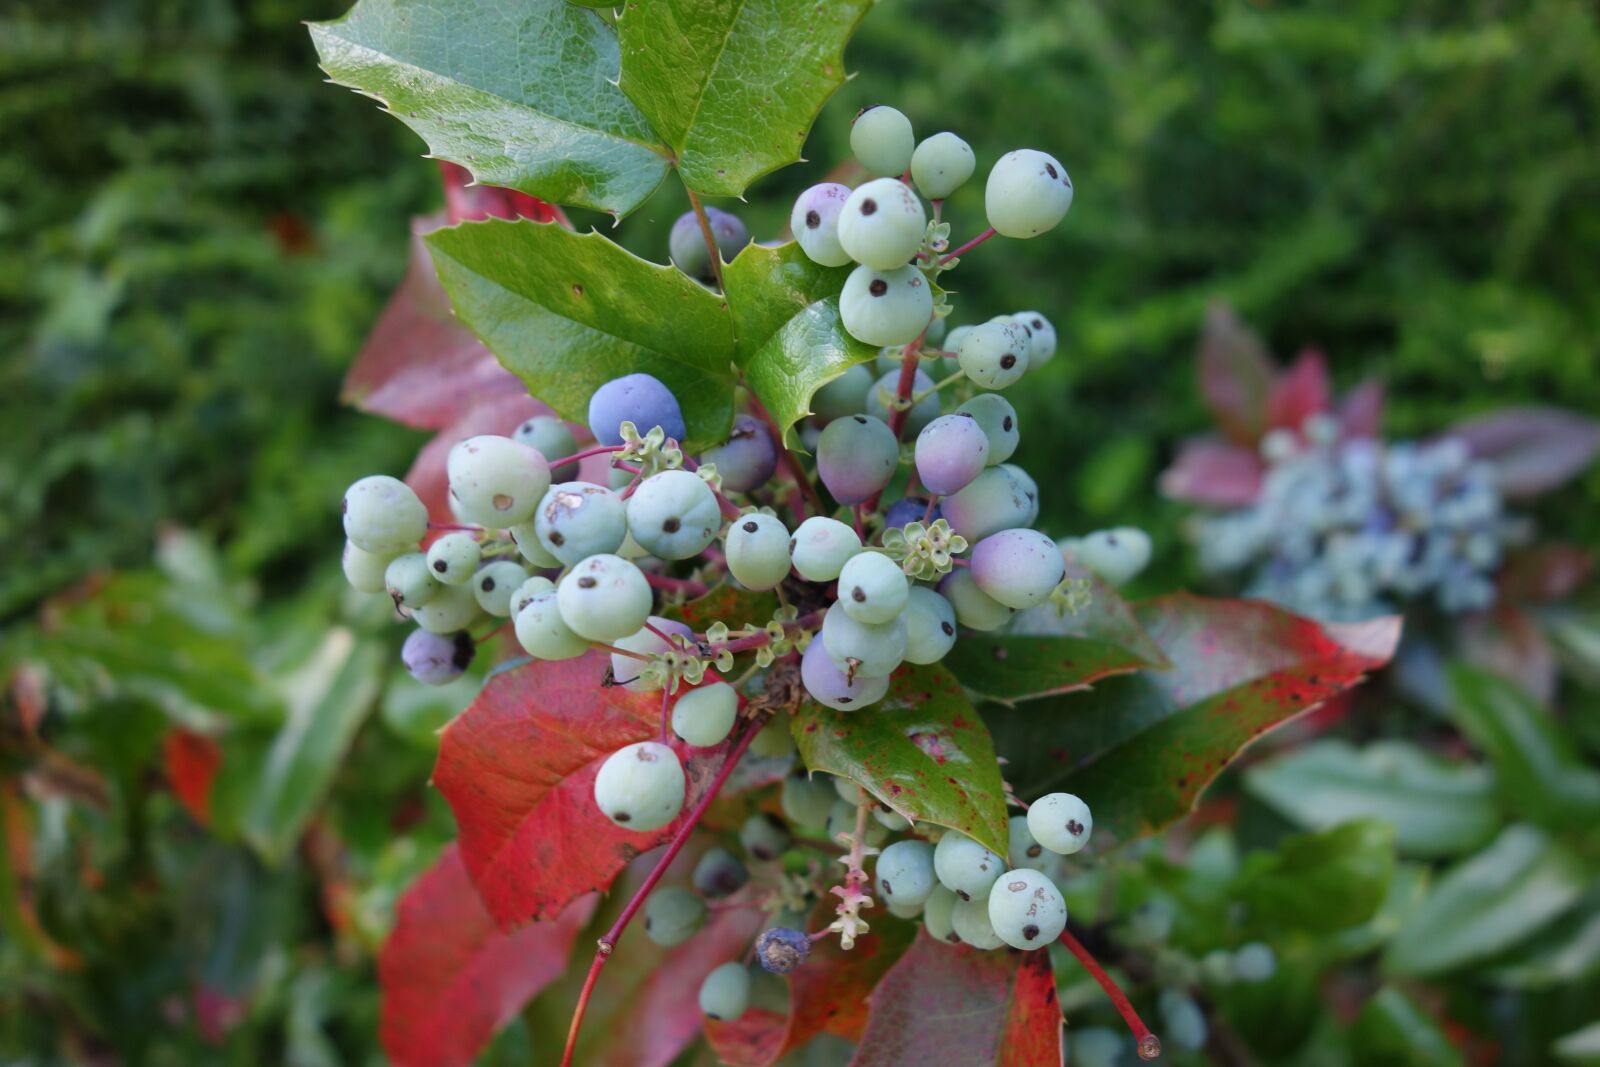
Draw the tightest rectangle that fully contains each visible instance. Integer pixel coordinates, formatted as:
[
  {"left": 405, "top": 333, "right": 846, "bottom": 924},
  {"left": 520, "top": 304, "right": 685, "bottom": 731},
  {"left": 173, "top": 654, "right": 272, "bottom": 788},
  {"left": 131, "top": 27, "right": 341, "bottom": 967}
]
[
  {"left": 789, "top": 516, "right": 862, "bottom": 581},
  {"left": 840, "top": 264, "right": 933, "bottom": 347},
  {"left": 513, "top": 415, "right": 579, "bottom": 480},
  {"left": 514, "top": 590, "right": 588, "bottom": 660},
  {"left": 850, "top": 105, "right": 915, "bottom": 178},
  {"left": 933, "top": 831, "right": 1004, "bottom": 902},
  {"left": 941, "top": 465, "right": 1036, "bottom": 542},
  {"left": 725, "top": 512, "right": 792, "bottom": 591},
  {"left": 875, "top": 839, "right": 937, "bottom": 907},
  {"left": 837, "top": 551, "right": 909, "bottom": 625},
  {"left": 971, "top": 529, "right": 1066, "bottom": 609},
  {"left": 902, "top": 586, "right": 957, "bottom": 664},
  {"left": 821, "top": 601, "right": 907, "bottom": 679},
  {"left": 587, "top": 373, "right": 687, "bottom": 446},
  {"left": 643, "top": 886, "right": 706, "bottom": 946},
  {"left": 955, "top": 394, "right": 1019, "bottom": 466},
  {"left": 1027, "top": 792, "right": 1093, "bottom": 855},
  {"left": 342, "top": 475, "right": 427, "bottom": 555},
  {"left": 800, "top": 637, "right": 889, "bottom": 711},
  {"left": 472, "top": 560, "right": 530, "bottom": 616},
  {"left": 692, "top": 847, "right": 749, "bottom": 899},
  {"left": 594, "top": 741, "right": 685, "bottom": 830},
  {"left": 810, "top": 364, "right": 873, "bottom": 422},
  {"left": 884, "top": 496, "right": 939, "bottom": 530},
  {"left": 342, "top": 540, "right": 392, "bottom": 593},
  {"left": 865, "top": 368, "right": 940, "bottom": 437},
  {"left": 838, "top": 178, "right": 927, "bottom": 270},
  {"left": 401, "top": 628, "right": 475, "bottom": 686},
  {"left": 385, "top": 552, "right": 440, "bottom": 610},
  {"left": 738, "top": 812, "right": 791, "bottom": 861},
  {"left": 915, "top": 414, "right": 990, "bottom": 496},
  {"left": 555, "top": 553, "right": 651, "bottom": 641},
  {"left": 987, "top": 868, "right": 1067, "bottom": 949},
  {"left": 534, "top": 482, "right": 627, "bottom": 565},
  {"left": 754, "top": 927, "right": 811, "bottom": 974},
  {"left": 672, "top": 681, "right": 739, "bottom": 747},
  {"left": 699, "top": 962, "right": 751, "bottom": 1022},
  {"left": 790, "top": 182, "right": 854, "bottom": 267},
  {"left": 446, "top": 435, "right": 551, "bottom": 527},
  {"left": 411, "top": 583, "right": 482, "bottom": 635},
  {"left": 611, "top": 616, "right": 695, "bottom": 692},
  {"left": 937, "top": 569, "right": 1013, "bottom": 632},
  {"left": 957, "top": 320, "right": 1030, "bottom": 390},
  {"left": 626, "top": 469, "right": 721, "bottom": 560},
  {"left": 910, "top": 131, "right": 975, "bottom": 200},
  {"left": 951, "top": 897, "right": 1006, "bottom": 949},
  {"left": 816, "top": 415, "right": 898, "bottom": 506},
  {"left": 700, "top": 414, "right": 777, "bottom": 493},
  {"left": 985, "top": 149, "right": 1074, "bottom": 239}
]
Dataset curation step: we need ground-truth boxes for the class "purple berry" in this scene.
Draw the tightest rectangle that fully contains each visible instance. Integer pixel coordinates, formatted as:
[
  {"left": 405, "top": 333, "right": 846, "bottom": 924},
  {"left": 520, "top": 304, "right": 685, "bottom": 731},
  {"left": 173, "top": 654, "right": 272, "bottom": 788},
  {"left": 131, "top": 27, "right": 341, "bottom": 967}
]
[
  {"left": 401, "top": 628, "right": 475, "bottom": 686},
  {"left": 971, "top": 528, "right": 1067, "bottom": 609},
  {"left": 754, "top": 927, "right": 812, "bottom": 974},
  {"left": 801, "top": 637, "right": 889, "bottom": 711},
  {"left": 699, "top": 413, "right": 778, "bottom": 493},
  {"left": 884, "top": 496, "right": 941, "bottom": 530},
  {"left": 587, "top": 373, "right": 687, "bottom": 446},
  {"left": 816, "top": 414, "right": 898, "bottom": 506},
  {"left": 915, "top": 413, "right": 990, "bottom": 496},
  {"left": 669, "top": 207, "right": 750, "bottom": 279}
]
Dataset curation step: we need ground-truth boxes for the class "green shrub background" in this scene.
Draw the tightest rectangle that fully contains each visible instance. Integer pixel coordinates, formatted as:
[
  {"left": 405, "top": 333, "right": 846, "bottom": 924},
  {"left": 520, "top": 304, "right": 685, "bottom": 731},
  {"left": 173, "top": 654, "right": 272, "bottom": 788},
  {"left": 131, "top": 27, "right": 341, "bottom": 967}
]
[{"left": 2, "top": 1, "right": 1596, "bottom": 1063}]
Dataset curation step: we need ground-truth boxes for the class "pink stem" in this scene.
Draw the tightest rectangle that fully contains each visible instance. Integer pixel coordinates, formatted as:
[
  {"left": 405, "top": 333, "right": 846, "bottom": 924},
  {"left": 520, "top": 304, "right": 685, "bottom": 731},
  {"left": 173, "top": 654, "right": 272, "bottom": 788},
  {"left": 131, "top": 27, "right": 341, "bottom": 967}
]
[
  {"left": 1059, "top": 928, "right": 1162, "bottom": 1060},
  {"left": 550, "top": 443, "right": 628, "bottom": 468},
  {"left": 645, "top": 572, "right": 709, "bottom": 597},
  {"left": 938, "top": 226, "right": 997, "bottom": 265}
]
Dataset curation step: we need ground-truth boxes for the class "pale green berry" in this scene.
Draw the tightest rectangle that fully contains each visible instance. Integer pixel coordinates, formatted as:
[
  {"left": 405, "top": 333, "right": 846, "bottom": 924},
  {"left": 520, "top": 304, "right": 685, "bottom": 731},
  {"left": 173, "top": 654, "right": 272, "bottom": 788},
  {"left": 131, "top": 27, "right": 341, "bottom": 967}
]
[
  {"left": 826, "top": 800, "right": 888, "bottom": 847},
  {"left": 534, "top": 482, "right": 627, "bottom": 566},
  {"left": 821, "top": 601, "right": 906, "bottom": 678},
  {"left": 725, "top": 513, "right": 792, "bottom": 591},
  {"left": 832, "top": 775, "right": 863, "bottom": 803},
  {"left": 426, "top": 532, "right": 481, "bottom": 586},
  {"left": 987, "top": 868, "right": 1067, "bottom": 949},
  {"left": 1159, "top": 989, "right": 1208, "bottom": 1051},
  {"left": 473, "top": 560, "right": 530, "bottom": 616},
  {"left": 514, "top": 590, "right": 587, "bottom": 660},
  {"left": 937, "top": 569, "right": 1013, "bottom": 632},
  {"left": 956, "top": 394, "right": 1019, "bottom": 466},
  {"left": 837, "top": 551, "right": 909, "bottom": 625},
  {"left": 513, "top": 415, "right": 579, "bottom": 480},
  {"left": 811, "top": 364, "right": 874, "bottom": 422},
  {"left": 957, "top": 320, "right": 1030, "bottom": 390},
  {"left": 447, "top": 435, "right": 551, "bottom": 527},
  {"left": 1007, "top": 814, "right": 1047, "bottom": 871},
  {"left": 875, "top": 839, "right": 937, "bottom": 907},
  {"left": 739, "top": 813, "right": 791, "bottom": 861},
  {"left": 780, "top": 773, "right": 836, "bottom": 829},
  {"left": 1232, "top": 942, "right": 1277, "bottom": 982},
  {"left": 594, "top": 741, "right": 685, "bottom": 831},
  {"left": 643, "top": 886, "right": 705, "bottom": 947},
  {"left": 384, "top": 552, "right": 439, "bottom": 610},
  {"left": 343, "top": 540, "right": 393, "bottom": 594},
  {"left": 874, "top": 806, "right": 911, "bottom": 831},
  {"left": 509, "top": 523, "right": 562, "bottom": 569},
  {"left": 934, "top": 831, "right": 1004, "bottom": 902},
  {"left": 342, "top": 475, "right": 427, "bottom": 555},
  {"left": 838, "top": 178, "right": 926, "bottom": 270},
  {"left": 888, "top": 900, "right": 924, "bottom": 920},
  {"left": 626, "top": 470, "right": 721, "bottom": 560},
  {"left": 699, "top": 962, "right": 751, "bottom": 1022},
  {"left": 749, "top": 716, "right": 796, "bottom": 759},
  {"left": 923, "top": 885, "right": 960, "bottom": 944},
  {"left": 556, "top": 554, "right": 651, "bottom": 641},
  {"left": 509, "top": 575, "right": 556, "bottom": 617},
  {"left": 1073, "top": 527, "right": 1153, "bottom": 587},
  {"left": 985, "top": 149, "right": 1073, "bottom": 239},
  {"left": 840, "top": 263, "right": 933, "bottom": 347},
  {"left": 851, "top": 105, "right": 915, "bottom": 177},
  {"left": 951, "top": 896, "right": 1005, "bottom": 949},
  {"left": 790, "top": 182, "right": 854, "bottom": 267},
  {"left": 1011, "top": 310, "right": 1057, "bottom": 366},
  {"left": 789, "top": 517, "right": 862, "bottom": 582},
  {"left": 864, "top": 367, "right": 941, "bottom": 437},
  {"left": 611, "top": 617, "right": 695, "bottom": 693},
  {"left": 1027, "top": 792, "right": 1093, "bottom": 855},
  {"left": 902, "top": 587, "right": 959, "bottom": 665},
  {"left": 672, "top": 682, "right": 739, "bottom": 747},
  {"left": 411, "top": 582, "right": 481, "bottom": 635},
  {"left": 910, "top": 131, "right": 975, "bottom": 200}
]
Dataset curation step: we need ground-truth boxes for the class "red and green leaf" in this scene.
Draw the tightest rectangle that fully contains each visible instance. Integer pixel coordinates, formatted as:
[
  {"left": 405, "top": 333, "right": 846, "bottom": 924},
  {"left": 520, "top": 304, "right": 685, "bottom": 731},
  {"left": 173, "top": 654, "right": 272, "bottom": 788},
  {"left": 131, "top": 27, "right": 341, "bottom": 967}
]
[
  {"left": 984, "top": 593, "right": 1401, "bottom": 846},
  {"left": 433, "top": 652, "right": 715, "bottom": 928},
  {"left": 792, "top": 663, "right": 1009, "bottom": 856},
  {"left": 377, "top": 844, "right": 596, "bottom": 1067},
  {"left": 850, "top": 932, "right": 1062, "bottom": 1067},
  {"left": 1197, "top": 300, "right": 1276, "bottom": 445}
]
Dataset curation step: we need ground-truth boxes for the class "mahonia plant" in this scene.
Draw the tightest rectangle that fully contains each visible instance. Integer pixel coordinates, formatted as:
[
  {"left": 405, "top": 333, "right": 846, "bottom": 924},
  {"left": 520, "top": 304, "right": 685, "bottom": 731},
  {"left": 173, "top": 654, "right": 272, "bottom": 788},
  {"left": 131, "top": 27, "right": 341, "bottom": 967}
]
[{"left": 313, "top": 4, "right": 1402, "bottom": 1065}]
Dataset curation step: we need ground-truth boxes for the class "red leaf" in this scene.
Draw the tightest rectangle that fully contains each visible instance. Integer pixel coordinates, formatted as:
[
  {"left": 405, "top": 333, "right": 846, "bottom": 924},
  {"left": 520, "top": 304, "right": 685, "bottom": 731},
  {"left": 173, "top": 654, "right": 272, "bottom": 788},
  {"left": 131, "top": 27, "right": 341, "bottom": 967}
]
[
  {"left": 1158, "top": 437, "right": 1264, "bottom": 507},
  {"left": 193, "top": 987, "right": 247, "bottom": 1045},
  {"left": 1446, "top": 407, "right": 1600, "bottom": 498},
  {"left": 1266, "top": 347, "right": 1331, "bottom": 431},
  {"left": 163, "top": 728, "right": 222, "bottom": 826},
  {"left": 850, "top": 933, "right": 1062, "bottom": 1067},
  {"left": 1498, "top": 543, "right": 1595, "bottom": 603},
  {"left": 1338, "top": 378, "right": 1385, "bottom": 439},
  {"left": 378, "top": 844, "right": 596, "bottom": 1067},
  {"left": 1197, "top": 301, "right": 1276, "bottom": 445},
  {"left": 706, "top": 921, "right": 916, "bottom": 1065},
  {"left": 439, "top": 160, "right": 564, "bottom": 227},
  {"left": 434, "top": 653, "right": 717, "bottom": 928}
]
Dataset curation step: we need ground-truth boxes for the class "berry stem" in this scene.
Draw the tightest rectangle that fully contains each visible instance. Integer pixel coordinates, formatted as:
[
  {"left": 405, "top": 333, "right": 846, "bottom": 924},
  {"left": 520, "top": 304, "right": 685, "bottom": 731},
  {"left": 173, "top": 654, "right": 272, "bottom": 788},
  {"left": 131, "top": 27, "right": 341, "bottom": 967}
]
[
  {"left": 684, "top": 188, "right": 727, "bottom": 293},
  {"left": 711, "top": 609, "right": 824, "bottom": 656},
  {"left": 589, "top": 642, "right": 651, "bottom": 661},
  {"left": 428, "top": 522, "right": 483, "bottom": 533},
  {"left": 911, "top": 369, "right": 966, "bottom": 404},
  {"left": 550, "top": 443, "right": 628, "bottom": 468},
  {"left": 885, "top": 329, "right": 928, "bottom": 442},
  {"left": 1058, "top": 926, "right": 1162, "bottom": 1060},
  {"left": 644, "top": 572, "right": 709, "bottom": 598},
  {"left": 920, "top": 495, "right": 940, "bottom": 524},
  {"left": 938, "top": 226, "right": 997, "bottom": 265},
  {"left": 558, "top": 713, "right": 771, "bottom": 1067},
  {"left": 743, "top": 390, "right": 823, "bottom": 522},
  {"left": 659, "top": 686, "right": 671, "bottom": 744}
]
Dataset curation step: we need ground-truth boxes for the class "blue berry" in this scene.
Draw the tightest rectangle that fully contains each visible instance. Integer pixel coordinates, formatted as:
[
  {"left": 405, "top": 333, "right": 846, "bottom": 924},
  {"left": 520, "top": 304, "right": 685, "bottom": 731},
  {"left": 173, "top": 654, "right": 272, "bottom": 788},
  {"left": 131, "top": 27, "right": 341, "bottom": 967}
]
[
  {"left": 534, "top": 482, "right": 627, "bottom": 566},
  {"left": 971, "top": 529, "right": 1066, "bottom": 609},
  {"left": 401, "top": 628, "right": 474, "bottom": 686},
  {"left": 838, "top": 178, "right": 927, "bottom": 269},
  {"left": 985, "top": 149, "right": 1073, "bottom": 239},
  {"left": 692, "top": 846, "right": 749, "bottom": 899},
  {"left": 587, "top": 373, "right": 687, "bottom": 446},
  {"left": 699, "top": 414, "right": 777, "bottom": 493},
  {"left": 915, "top": 414, "right": 990, "bottom": 496},
  {"left": 850, "top": 105, "right": 915, "bottom": 178},
  {"left": 816, "top": 415, "right": 898, "bottom": 506},
  {"left": 840, "top": 264, "right": 933, "bottom": 347},
  {"left": 790, "top": 182, "right": 854, "bottom": 267},
  {"left": 626, "top": 470, "right": 721, "bottom": 560},
  {"left": 754, "top": 927, "right": 811, "bottom": 974},
  {"left": 884, "top": 496, "right": 939, "bottom": 530}
]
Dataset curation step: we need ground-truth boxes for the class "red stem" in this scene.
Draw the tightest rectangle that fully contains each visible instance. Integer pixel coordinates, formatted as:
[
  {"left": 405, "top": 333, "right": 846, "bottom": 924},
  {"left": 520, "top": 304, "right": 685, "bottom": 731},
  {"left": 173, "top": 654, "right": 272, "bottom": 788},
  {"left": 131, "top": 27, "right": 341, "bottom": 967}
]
[
  {"left": 938, "top": 226, "right": 997, "bottom": 265},
  {"left": 1059, "top": 928, "right": 1162, "bottom": 1060},
  {"left": 659, "top": 686, "right": 671, "bottom": 744},
  {"left": 743, "top": 391, "right": 821, "bottom": 522},
  {"left": 550, "top": 443, "right": 628, "bottom": 468},
  {"left": 685, "top": 188, "right": 727, "bottom": 293},
  {"left": 559, "top": 715, "right": 770, "bottom": 1067},
  {"left": 428, "top": 522, "right": 482, "bottom": 533},
  {"left": 645, "top": 572, "right": 709, "bottom": 597},
  {"left": 711, "top": 609, "right": 823, "bottom": 656},
  {"left": 885, "top": 331, "right": 927, "bottom": 442}
]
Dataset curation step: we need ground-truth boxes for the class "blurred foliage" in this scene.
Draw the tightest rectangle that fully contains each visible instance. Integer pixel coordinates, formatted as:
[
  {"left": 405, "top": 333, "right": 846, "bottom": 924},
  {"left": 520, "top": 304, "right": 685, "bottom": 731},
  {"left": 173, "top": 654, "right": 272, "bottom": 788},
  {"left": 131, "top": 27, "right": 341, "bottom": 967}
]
[{"left": 3, "top": 0, "right": 1599, "bottom": 1065}]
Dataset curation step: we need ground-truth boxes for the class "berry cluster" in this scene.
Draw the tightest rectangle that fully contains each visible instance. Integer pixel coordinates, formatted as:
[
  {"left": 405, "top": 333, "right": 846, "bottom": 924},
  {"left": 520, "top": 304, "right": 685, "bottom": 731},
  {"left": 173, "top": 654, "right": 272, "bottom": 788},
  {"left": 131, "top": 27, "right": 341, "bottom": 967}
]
[
  {"left": 637, "top": 774, "right": 1097, "bottom": 1026},
  {"left": 1192, "top": 416, "right": 1525, "bottom": 619}
]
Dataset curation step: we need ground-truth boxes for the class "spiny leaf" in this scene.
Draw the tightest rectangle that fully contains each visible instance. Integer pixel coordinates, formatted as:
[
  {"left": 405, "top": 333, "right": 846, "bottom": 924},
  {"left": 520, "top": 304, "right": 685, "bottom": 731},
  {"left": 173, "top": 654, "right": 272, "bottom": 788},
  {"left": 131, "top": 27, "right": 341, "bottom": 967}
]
[
  {"left": 310, "top": 0, "right": 669, "bottom": 215},
  {"left": 616, "top": 0, "right": 873, "bottom": 196}
]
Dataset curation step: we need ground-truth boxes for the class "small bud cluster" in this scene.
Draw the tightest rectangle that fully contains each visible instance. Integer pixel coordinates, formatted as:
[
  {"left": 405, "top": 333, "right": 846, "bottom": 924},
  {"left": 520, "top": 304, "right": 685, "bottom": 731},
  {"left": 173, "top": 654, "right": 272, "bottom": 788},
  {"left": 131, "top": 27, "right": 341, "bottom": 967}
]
[{"left": 1193, "top": 416, "right": 1525, "bottom": 619}]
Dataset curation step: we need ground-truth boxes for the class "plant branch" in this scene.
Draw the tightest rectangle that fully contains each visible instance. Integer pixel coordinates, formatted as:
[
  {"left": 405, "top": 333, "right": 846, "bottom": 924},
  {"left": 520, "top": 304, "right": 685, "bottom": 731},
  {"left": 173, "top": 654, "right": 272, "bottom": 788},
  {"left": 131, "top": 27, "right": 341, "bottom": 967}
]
[
  {"left": 550, "top": 443, "right": 628, "bottom": 468},
  {"left": 559, "top": 712, "right": 772, "bottom": 1067},
  {"left": 684, "top": 188, "right": 726, "bottom": 292},
  {"left": 1059, "top": 924, "right": 1162, "bottom": 1061},
  {"left": 938, "top": 226, "right": 996, "bottom": 265},
  {"left": 644, "top": 572, "right": 709, "bottom": 598}
]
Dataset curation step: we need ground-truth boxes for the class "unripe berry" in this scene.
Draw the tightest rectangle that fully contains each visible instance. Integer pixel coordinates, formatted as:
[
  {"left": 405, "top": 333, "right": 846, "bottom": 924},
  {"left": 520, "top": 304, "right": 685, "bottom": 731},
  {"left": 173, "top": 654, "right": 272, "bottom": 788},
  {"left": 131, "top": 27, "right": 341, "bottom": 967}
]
[
  {"left": 1027, "top": 792, "right": 1093, "bottom": 855},
  {"left": 473, "top": 560, "right": 531, "bottom": 616},
  {"left": 838, "top": 178, "right": 926, "bottom": 269},
  {"left": 864, "top": 368, "right": 940, "bottom": 437},
  {"left": 923, "top": 885, "right": 960, "bottom": 944},
  {"left": 933, "top": 831, "right": 1004, "bottom": 902},
  {"left": 910, "top": 131, "right": 975, "bottom": 200},
  {"left": 692, "top": 847, "right": 749, "bottom": 899},
  {"left": 971, "top": 529, "right": 1066, "bottom": 609},
  {"left": 984, "top": 149, "right": 1073, "bottom": 239},
  {"left": 670, "top": 207, "right": 749, "bottom": 278},
  {"left": 800, "top": 637, "right": 889, "bottom": 711},
  {"left": 1011, "top": 310, "right": 1057, "bottom": 366},
  {"left": 875, "top": 839, "right": 937, "bottom": 908},
  {"left": 725, "top": 512, "right": 792, "bottom": 591},
  {"left": 513, "top": 415, "right": 578, "bottom": 480},
  {"left": 672, "top": 681, "right": 739, "bottom": 747},
  {"left": 594, "top": 741, "right": 685, "bottom": 831},
  {"left": 816, "top": 415, "right": 898, "bottom": 506},
  {"left": 555, "top": 553, "right": 651, "bottom": 641},
  {"left": 849, "top": 105, "right": 914, "bottom": 178},
  {"left": 643, "top": 886, "right": 705, "bottom": 946},
  {"left": 789, "top": 516, "right": 862, "bottom": 581},
  {"left": 626, "top": 469, "right": 721, "bottom": 560},
  {"left": 810, "top": 364, "right": 874, "bottom": 422},
  {"left": 942, "top": 465, "right": 1037, "bottom": 542},
  {"left": 738, "top": 813, "right": 791, "bottom": 861},
  {"left": 610, "top": 616, "right": 695, "bottom": 692},
  {"left": 342, "top": 540, "right": 391, "bottom": 594},
  {"left": 938, "top": 569, "right": 1013, "bottom": 632},
  {"left": 781, "top": 773, "right": 837, "bottom": 829},
  {"left": 514, "top": 590, "right": 588, "bottom": 660},
  {"left": 411, "top": 583, "right": 482, "bottom": 635},
  {"left": 902, "top": 587, "right": 957, "bottom": 664},
  {"left": 987, "top": 868, "right": 1067, "bottom": 950},
  {"left": 699, "top": 962, "right": 751, "bottom": 1022},
  {"left": 821, "top": 601, "right": 906, "bottom": 679},
  {"left": 837, "top": 551, "right": 909, "bottom": 625},
  {"left": 955, "top": 394, "right": 1019, "bottom": 466},
  {"left": 840, "top": 264, "right": 933, "bottom": 347},
  {"left": 790, "top": 182, "right": 854, "bottom": 267},
  {"left": 385, "top": 552, "right": 440, "bottom": 610},
  {"left": 951, "top": 897, "right": 1006, "bottom": 949},
  {"left": 342, "top": 475, "right": 427, "bottom": 555},
  {"left": 401, "top": 628, "right": 474, "bottom": 686},
  {"left": 446, "top": 435, "right": 550, "bottom": 527},
  {"left": 915, "top": 414, "right": 990, "bottom": 496},
  {"left": 534, "top": 482, "right": 627, "bottom": 566},
  {"left": 957, "top": 320, "right": 1030, "bottom": 390}
]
